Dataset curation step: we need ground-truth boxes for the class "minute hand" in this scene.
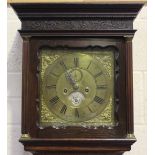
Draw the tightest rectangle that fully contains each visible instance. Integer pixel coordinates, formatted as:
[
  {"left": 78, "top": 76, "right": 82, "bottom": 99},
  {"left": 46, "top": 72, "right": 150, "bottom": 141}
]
[
  {"left": 65, "top": 71, "right": 76, "bottom": 86},
  {"left": 60, "top": 61, "right": 76, "bottom": 87}
]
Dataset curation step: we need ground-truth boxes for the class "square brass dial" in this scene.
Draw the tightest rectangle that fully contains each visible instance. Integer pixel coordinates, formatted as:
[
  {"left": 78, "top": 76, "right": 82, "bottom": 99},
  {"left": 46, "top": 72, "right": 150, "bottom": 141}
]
[{"left": 39, "top": 47, "right": 115, "bottom": 128}]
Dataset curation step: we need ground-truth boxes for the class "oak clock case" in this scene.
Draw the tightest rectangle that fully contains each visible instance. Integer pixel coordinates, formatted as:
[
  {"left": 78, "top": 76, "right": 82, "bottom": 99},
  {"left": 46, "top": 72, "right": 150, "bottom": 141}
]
[{"left": 10, "top": 3, "right": 144, "bottom": 155}]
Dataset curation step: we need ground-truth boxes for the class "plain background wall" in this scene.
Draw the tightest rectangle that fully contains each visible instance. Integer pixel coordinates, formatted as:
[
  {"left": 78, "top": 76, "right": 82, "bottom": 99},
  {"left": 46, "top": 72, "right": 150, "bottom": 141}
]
[{"left": 7, "top": 5, "right": 147, "bottom": 155}]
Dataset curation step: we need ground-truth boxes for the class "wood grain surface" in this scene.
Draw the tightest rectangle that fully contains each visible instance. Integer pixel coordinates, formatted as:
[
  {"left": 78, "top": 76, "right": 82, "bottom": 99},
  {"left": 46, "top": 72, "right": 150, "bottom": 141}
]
[{"left": 8, "top": 0, "right": 146, "bottom": 4}]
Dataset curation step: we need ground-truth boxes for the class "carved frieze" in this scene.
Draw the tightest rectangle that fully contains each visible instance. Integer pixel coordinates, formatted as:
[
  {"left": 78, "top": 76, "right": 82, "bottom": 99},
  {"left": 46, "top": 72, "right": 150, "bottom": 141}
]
[{"left": 22, "top": 20, "right": 132, "bottom": 31}]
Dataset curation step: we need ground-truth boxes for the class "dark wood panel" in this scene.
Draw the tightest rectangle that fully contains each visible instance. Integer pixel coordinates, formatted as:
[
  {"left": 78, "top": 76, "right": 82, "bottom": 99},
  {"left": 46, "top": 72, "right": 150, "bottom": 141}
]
[
  {"left": 125, "top": 37, "right": 134, "bottom": 134},
  {"left": 25, "top": 38, "right": 126, "bottom": 139},
  {"left": 21, "top": 37, "right": 30, "bottom": 134}
]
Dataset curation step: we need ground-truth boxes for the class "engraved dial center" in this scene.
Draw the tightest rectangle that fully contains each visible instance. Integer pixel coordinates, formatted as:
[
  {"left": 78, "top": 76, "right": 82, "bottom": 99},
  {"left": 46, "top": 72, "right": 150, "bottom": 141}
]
[{"left": 56, "top": 67, "right": 97, "bottom": 109}]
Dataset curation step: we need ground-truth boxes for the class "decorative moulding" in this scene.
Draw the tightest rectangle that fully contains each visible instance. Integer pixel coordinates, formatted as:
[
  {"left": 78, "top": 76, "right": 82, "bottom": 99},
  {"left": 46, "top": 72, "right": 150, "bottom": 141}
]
[{"left": 8, "top": 0, "right": 147, "bottom": 4}]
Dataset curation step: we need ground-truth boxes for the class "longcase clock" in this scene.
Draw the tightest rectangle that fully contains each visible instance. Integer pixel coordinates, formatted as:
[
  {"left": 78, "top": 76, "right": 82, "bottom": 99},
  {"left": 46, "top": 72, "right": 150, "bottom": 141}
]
[{"left": 11, "top": 3, "right": 144, "bottom": 155}]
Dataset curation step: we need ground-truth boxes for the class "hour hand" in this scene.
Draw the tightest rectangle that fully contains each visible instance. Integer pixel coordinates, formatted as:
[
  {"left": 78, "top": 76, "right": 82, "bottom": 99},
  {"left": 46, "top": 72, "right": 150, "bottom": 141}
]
[{"left": 66, "top": 72, "right": 79, "bottom": 90}]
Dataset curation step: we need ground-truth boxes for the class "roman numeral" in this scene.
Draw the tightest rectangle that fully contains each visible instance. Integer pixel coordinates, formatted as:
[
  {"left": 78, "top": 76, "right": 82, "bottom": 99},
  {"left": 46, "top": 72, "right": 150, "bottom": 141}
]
[
  {"left": 75, "top": 108, "right": 79, "bottom": 118},
  {"left": 94, "top": 71, "right": 103, "bottom": 78},
  {"left": 49, "top": 96, "right": 59, "bottom": 105},
  {"left": 88, "top": 106, "right": 93, "bottom": 113},
  {"left": 60, "top": 104, "right": 67, "bottom": 114},
  {"left": 74, "top": 57, "right": 79, "bottom": 68},
  {"left": 59, "top": 60, "right": 67, "bottom": 70},
  {"left": 94, "top": 96, "right": 104, "bottom": 104},
  {"left": 46, "top": 85, "right": 56, "bottom": 89},
  {"left": 87, "top": 61, "right": 92, "bottom": 69},
  {"left": 96, "top": 85, "right": 107, "bottom": 89}
]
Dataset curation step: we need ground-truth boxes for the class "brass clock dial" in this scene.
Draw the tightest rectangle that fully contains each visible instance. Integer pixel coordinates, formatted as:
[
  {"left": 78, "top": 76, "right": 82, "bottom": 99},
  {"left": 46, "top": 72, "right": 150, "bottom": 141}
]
[{"left": 42, "top": 53, "right": 112, "bottom": 123}]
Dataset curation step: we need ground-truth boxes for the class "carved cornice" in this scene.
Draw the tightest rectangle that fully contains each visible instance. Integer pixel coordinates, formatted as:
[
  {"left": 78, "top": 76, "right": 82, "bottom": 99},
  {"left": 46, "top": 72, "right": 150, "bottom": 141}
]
[
  {"left": 11, "top": 3, "right": 143, "bottom": 32},
  {"left": 11, "top": 3, "right": 143, "bottom": 19}
]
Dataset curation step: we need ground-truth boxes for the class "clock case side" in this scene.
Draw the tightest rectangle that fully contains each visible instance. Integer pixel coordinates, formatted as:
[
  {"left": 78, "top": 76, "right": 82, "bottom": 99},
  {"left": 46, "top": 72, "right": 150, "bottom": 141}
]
[{"left": 10, "top": 3, "right": 144, "bottom": 155}]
